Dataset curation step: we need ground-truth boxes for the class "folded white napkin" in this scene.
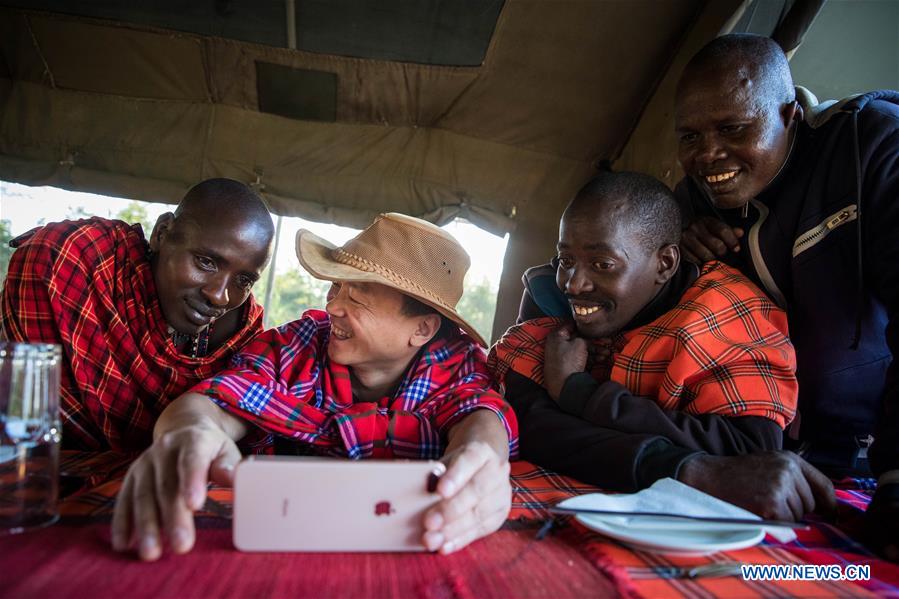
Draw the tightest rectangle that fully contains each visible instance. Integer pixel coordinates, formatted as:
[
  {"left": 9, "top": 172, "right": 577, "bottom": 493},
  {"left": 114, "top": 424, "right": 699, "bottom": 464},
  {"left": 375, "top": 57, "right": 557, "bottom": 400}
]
[{"left": 558, "top": 477, "right": 797, "bottom": 543}]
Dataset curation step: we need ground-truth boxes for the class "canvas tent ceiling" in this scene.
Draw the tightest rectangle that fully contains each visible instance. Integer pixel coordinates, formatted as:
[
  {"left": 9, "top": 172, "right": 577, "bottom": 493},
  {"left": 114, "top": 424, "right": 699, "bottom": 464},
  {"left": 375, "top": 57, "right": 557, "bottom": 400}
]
[
  {"left": 2, "top": 0, "right": 798, "bottom": 339},
  {"left": 0, "top": 1, "right": 715, "bottom": 229}
]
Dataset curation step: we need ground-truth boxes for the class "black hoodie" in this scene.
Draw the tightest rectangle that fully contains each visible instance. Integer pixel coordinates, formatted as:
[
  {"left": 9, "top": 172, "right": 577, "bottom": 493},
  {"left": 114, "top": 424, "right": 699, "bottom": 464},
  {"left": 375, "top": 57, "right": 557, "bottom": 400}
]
[{"left": 677, "top": 90, "right": 899, "bottom": 476}]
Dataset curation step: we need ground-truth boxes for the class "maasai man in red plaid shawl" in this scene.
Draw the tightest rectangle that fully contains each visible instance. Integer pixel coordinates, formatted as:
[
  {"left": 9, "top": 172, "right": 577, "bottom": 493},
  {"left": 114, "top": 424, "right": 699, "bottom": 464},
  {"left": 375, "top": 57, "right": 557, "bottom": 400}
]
[
  {"left": 489, "top": 172, "right": 797, "bottom": 494},
  {"left": 112, "top": 213, "right": 518, "bottom": 562},
  {"left": 0, "top": 179, "right": 274, "bottom": 451}
]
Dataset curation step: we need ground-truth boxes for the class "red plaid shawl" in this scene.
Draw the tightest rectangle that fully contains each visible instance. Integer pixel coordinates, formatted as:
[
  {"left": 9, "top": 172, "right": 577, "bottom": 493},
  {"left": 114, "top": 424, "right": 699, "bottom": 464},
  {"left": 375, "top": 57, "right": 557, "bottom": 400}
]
[
  {"left": 0, "top": 218, "right": 264, "bottom": 451},
  {"left": 192, "top": 310, "right": 518, "bottom": 459},
  {"left": 489, "top": 262, "right": 797, "bottom": 427}
]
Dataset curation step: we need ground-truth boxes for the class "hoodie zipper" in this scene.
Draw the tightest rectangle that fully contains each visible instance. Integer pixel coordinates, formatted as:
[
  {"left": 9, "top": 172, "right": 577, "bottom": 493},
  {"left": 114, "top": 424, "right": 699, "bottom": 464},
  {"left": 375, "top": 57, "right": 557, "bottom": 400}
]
[
  {"left": 791, "top": 204, "right": 858, "bottom": 258},
  {"left": 747, "top": 199, "right": 788, "bottom": 308}
]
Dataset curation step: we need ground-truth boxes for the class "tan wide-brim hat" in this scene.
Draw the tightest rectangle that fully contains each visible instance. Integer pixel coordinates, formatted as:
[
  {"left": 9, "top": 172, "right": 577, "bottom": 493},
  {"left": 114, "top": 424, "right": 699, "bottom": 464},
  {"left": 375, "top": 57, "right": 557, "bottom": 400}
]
[{"left": 296, "top": 212, "right": 487, "bottom": 348}]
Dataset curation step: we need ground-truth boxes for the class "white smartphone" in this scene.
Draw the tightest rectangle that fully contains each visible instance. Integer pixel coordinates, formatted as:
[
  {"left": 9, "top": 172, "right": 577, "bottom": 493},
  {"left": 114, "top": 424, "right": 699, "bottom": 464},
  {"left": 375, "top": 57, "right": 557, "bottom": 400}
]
[{"left": 233, "top": 456, "right": 446, "bottom": 552}]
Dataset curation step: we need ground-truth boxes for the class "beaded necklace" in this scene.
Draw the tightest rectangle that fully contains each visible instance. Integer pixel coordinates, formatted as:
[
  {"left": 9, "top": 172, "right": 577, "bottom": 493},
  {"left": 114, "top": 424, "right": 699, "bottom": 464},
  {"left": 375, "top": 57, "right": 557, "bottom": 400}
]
[{"left": 169, "top": 323, "right": 213, "bottom": 358}]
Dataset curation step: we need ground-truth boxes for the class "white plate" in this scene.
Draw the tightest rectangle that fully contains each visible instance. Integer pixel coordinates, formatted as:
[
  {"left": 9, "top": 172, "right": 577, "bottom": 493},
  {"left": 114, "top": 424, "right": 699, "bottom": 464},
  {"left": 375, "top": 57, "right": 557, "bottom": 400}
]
[{"left": 576, "top": 513, "right": 765, "bottom": 555}]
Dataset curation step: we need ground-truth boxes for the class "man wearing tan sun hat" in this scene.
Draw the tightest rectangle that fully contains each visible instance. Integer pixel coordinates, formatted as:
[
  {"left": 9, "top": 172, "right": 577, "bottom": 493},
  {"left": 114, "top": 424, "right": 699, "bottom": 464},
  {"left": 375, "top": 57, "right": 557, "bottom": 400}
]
[
  {"left": 297, "top": 211, "right": 489, "bottom": 347},
  {"left": 111, "top": 212, "right": 518, "bottom": 561}
]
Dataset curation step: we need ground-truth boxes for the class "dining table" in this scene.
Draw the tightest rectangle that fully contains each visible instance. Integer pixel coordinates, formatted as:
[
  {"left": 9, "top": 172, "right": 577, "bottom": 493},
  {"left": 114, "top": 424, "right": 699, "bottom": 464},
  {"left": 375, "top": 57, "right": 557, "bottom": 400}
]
[{"left": 3, "top": 450, "right": 899, "bottom": 598}]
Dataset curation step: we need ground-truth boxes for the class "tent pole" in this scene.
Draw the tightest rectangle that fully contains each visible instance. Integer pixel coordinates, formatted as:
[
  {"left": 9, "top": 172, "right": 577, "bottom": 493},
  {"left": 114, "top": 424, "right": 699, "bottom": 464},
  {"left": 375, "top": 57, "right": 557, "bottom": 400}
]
[
  {"left": 262, "top": 215, "right": 284, "bottom": 328},
  {"left": 285, "top": 0, "right": 296, "bottom": 50},
  {"left": 259, "top": 0, "right": 295, "bottom": 328}
]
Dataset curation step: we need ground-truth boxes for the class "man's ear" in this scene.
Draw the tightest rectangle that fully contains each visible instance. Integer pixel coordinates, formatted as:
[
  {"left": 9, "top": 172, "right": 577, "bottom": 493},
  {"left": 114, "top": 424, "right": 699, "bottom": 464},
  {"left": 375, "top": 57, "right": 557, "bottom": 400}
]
[
  {"left": 656, "top": 243, "right": 680, "bottom": 285},
  {"left": 409, "top": 313, "right": 442, "bottom": 348},
  {"left": 148, "top": 213, "right": 175, "bottom": 252},
  {"left": 781, "top": 100, "right": 802, "bottom": 128}
]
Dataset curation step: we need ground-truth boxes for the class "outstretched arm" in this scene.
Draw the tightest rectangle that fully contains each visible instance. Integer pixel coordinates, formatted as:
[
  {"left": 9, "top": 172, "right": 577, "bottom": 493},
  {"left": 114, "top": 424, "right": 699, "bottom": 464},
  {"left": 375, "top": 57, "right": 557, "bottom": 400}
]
[
  {"left": 557, "top": 374, "right": 783, "bottom": 455},
  {"left": 508, "top": 371, "right": 696, "bottom": 491},
  {"left": 509, "top": 371, "right": 835, "bottom": 521},
  {"left": 541, "top": 320, "right": 788, "bottom": 458},
  {"left": 111, "top": 393, "right": 247, "bottom": 561}
]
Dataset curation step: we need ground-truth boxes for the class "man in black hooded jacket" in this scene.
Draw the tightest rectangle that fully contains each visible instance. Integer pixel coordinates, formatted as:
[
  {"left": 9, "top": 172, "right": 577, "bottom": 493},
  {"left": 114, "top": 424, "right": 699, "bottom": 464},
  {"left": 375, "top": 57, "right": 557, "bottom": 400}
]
[{"left": 673, "top": 33, "right": 899, "bottom": 559}]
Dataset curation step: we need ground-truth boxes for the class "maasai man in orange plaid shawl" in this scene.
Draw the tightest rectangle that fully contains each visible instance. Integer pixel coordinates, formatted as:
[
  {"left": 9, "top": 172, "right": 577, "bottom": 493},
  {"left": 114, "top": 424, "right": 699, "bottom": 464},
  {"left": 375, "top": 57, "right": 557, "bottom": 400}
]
[
  {"left": 0, "top": 179, "right": 274, "bottom": 451},
  {"left": 489, "top": 172, "right": 797, "bottom": 492}
]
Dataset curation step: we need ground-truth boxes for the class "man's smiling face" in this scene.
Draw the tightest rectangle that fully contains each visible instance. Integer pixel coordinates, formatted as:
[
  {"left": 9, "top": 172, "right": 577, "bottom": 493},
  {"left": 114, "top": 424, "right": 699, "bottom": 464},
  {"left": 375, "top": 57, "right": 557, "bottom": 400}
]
[
  {"left": 150, "top": 214, "right": 271, "bottom": 335},
  {"left": 675, "top": 64, "right": 795, "bottom": 210},
  {"left": 324, "top": 282, "right": 426, "bottom": 370},
  {"left": 555, "top": 204, "right": 663, "bottom": 339}
]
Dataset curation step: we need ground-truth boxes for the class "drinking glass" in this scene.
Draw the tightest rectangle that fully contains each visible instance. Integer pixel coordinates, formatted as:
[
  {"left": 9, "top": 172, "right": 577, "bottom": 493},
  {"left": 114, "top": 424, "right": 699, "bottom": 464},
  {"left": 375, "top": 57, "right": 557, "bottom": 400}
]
[{"left": 0, "top": 342, "right": 62, "bottom": 534}]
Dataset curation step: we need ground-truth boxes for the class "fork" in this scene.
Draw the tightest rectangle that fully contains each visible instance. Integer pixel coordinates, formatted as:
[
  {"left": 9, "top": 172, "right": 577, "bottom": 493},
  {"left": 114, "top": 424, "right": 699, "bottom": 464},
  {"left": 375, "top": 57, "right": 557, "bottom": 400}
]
[{"left": 629, "top": 562, "right": 744, "bottom": 579}]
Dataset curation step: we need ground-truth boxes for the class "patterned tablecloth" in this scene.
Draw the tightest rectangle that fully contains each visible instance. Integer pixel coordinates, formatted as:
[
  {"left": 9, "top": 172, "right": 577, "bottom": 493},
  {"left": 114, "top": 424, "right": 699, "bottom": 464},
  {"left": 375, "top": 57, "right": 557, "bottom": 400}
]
[{"left": 3, "top": 451, "right": 899, "bottom": 598}]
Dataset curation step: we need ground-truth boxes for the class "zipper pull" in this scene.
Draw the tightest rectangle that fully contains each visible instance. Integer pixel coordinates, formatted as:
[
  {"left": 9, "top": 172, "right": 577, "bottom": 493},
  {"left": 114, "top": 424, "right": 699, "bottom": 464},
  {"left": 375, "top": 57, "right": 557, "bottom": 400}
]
[{"left": 826, "top": 208, "right": 854, "bottom": 229}]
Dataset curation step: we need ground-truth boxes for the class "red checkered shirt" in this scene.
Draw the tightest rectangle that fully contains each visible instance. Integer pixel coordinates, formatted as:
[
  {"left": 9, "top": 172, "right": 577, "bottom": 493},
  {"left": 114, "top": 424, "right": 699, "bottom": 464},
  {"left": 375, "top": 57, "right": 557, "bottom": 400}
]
[
  {"left": 0, "top": 218, "right": 264, "bottom": 450},
  {"left": 191, "top": 310, "right": 519, "bottom": 459},
  {"left": 489, "top": 261, "right": 798, "bottom": 428}
]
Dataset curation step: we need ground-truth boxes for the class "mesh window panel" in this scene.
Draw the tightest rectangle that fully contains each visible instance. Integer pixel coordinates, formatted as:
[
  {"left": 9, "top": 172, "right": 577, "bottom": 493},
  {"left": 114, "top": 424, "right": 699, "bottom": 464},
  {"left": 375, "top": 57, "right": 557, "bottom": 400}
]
[
  {"left": 6, "top": 0, "right": 504, "bottom": 65},
  {"left": 294, "top": 0, "right": 503, "bottom": 65},
  {"left": 256, "top": 62, "right": 337, "bottom": 122}
]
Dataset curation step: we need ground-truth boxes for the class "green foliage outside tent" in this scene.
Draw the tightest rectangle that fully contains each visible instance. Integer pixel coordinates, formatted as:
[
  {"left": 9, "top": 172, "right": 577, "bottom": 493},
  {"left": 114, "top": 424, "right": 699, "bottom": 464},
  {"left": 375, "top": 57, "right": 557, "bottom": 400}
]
[
  {"left": 0, "top": 220, "right": 12, "bottom": 288},
  {"left": 456, "top": 277, "right": 498, "bottom": 344},
  {"left": 113, "top": 202, "right": 156, "bottom": 236},
  {"left": 252, "top": 268, "right": 331, "bottom": 329}
]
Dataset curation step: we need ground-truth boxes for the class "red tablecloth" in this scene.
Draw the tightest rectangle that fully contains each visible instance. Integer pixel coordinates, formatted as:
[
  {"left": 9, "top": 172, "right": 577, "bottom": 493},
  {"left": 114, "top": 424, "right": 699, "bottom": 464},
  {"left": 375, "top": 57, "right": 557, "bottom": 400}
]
[{"left": 3, "top": 452, "right": 899, "bottom": 598}]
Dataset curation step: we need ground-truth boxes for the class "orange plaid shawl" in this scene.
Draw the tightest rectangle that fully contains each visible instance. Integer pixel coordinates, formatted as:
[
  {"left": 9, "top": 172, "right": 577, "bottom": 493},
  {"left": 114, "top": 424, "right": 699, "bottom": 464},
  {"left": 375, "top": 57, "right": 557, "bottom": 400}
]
[{"left": 489, "top": 262, "right": 798, "bottom": 428}]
